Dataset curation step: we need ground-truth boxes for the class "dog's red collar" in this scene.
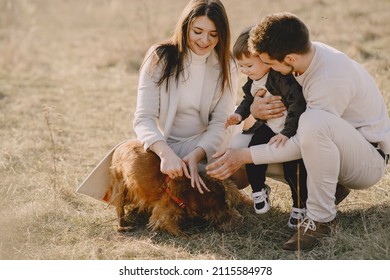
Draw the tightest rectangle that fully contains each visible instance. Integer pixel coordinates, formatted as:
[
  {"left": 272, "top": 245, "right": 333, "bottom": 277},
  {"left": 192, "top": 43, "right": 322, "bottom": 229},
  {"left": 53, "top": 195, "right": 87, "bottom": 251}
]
[{"left": 161, "top": 176, "right": 186, "bottom": 209}]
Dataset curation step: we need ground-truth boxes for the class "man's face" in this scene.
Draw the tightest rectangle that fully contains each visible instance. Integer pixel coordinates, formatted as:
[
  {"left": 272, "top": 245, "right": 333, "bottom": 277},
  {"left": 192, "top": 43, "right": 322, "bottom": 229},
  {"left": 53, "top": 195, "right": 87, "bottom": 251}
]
[{"left": 259, "top": 52, "right": 294, "bottom": 75}]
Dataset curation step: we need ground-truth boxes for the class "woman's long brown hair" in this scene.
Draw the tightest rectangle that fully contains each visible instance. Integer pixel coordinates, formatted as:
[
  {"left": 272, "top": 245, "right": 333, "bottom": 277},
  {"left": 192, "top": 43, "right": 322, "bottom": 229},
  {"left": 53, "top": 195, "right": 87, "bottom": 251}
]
[{"left": 147, "top": 0, "right": 232, "bottom": 93}]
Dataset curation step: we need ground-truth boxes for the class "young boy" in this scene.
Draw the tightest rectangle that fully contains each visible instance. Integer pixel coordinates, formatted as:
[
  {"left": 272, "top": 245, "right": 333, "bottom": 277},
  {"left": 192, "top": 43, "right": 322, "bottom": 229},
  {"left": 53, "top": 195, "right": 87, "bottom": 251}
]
[{"left": 225, "top": 27, "right": 307, "bottom": 228}]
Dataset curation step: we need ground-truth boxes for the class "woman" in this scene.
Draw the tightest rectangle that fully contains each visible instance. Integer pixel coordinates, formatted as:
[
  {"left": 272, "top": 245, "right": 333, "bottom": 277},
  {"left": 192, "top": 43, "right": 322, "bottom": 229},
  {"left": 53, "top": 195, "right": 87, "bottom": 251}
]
[{"left": 133, "top": 0, "right": 238, "bottom": 193}]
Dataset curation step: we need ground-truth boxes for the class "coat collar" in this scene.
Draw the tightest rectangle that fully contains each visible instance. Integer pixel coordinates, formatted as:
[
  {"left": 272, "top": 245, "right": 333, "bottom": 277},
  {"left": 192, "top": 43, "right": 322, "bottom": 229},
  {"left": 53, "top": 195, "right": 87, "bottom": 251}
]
[{"left": 199, "top": 51, "right": 221, "bottom": 124}]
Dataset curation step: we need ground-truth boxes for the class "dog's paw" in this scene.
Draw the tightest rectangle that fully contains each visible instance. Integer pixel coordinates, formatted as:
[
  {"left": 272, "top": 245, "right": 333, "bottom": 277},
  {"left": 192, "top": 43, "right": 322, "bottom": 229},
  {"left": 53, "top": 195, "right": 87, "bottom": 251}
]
[{"left": 116, "top": 225, "right": 134, "bottom": 232}]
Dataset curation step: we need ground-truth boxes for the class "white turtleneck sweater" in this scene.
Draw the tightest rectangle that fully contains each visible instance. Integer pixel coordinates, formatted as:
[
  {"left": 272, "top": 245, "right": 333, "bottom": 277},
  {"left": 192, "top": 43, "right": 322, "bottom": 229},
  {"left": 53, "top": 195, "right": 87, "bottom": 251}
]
[
  {"left": 170, "top": 51, "right": 210, "bottom": 140},
  {"left": 251, "top": 73, "right": 287, "bottom": 133}
]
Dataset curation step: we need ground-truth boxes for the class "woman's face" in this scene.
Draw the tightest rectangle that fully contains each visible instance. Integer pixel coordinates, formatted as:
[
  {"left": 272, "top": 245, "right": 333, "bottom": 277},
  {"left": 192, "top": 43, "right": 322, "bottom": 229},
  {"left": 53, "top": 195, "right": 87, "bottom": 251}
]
[{"left": 188, "top": 16, "right": 219, "bottom": 56}]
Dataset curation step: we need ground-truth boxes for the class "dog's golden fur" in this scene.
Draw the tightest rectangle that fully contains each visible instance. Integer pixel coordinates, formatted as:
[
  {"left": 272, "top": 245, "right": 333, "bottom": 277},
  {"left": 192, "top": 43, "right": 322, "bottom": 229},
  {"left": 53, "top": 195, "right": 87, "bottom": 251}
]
[{"left": 106, "top": 139, "right": 245, "bottom": 236}]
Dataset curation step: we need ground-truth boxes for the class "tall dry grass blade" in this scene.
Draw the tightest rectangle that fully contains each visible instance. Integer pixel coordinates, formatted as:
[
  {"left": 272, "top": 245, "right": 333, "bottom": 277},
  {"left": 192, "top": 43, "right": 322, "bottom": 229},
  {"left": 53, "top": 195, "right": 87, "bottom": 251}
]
[{"left": 42, "top": 104, "right": 58, "bottom": 190}]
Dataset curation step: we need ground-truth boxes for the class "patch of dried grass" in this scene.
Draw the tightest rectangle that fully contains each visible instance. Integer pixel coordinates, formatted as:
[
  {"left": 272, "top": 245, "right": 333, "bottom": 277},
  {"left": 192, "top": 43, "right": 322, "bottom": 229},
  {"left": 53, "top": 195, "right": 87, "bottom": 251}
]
[{"left": 0, "top": 0, "right": 389, "bottom": 260}]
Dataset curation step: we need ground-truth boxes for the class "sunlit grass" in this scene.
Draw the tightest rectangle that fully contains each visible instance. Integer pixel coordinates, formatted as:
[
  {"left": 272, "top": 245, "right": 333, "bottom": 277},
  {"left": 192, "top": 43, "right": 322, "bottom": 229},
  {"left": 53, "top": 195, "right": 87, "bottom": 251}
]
[{"left": 0, "top": 0, "right": 389, "bottom": 260}]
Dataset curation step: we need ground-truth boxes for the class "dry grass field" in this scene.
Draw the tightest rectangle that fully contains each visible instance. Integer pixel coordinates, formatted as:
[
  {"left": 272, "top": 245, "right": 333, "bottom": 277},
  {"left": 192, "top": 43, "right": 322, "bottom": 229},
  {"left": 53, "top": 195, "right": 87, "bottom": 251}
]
[{"left": 0, "top": 0, "right": 389, "bottom": 260}]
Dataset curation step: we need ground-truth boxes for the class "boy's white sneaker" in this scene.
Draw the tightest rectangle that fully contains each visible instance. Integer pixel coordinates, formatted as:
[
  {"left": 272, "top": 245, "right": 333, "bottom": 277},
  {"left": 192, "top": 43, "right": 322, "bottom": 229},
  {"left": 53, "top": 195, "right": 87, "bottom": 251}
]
[
  {"left": 252, "top": 185, "right": 271, "bottom": 214},
  {"left": 287, "top": 207, "right": 307, "bottom": 229}
]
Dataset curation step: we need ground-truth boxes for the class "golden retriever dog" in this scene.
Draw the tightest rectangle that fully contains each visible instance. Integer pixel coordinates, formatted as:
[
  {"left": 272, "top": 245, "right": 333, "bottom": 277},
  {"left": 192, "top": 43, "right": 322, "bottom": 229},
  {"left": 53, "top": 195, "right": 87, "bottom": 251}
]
[{"left": 105, "top": 140, "right": 246, "bottom": 236}]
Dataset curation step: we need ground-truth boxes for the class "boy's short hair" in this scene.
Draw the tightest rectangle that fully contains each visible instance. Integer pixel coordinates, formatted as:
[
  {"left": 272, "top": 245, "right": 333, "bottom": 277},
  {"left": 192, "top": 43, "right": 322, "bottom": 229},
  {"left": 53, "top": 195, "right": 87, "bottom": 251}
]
[{"left": 233, "top": 26, "right": 254, "bottom": 60}]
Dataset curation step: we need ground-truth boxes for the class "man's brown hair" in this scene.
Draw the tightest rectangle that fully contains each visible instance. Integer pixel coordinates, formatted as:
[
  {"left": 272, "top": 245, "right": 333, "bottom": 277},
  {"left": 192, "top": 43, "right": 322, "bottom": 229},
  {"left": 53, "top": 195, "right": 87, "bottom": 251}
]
[{"left": 249, "top": 12, "right": 311, "bottom": 61}]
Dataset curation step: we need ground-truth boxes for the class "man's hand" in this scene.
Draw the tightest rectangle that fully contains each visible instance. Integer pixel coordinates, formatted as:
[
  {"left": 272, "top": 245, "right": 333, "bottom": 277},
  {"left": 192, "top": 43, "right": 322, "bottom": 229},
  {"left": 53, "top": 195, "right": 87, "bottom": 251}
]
[
  {"left": 254, "top": 88, "right": 267, "bottom": 98},
  {"left": 268, "top": 133, "right": 289, "bottom": 148},
  {"left": 206, "top": 148, "right": 252, "bottom": 180},
  {"left": 250, "top": 95, "right": 286, "bottom": 120}
]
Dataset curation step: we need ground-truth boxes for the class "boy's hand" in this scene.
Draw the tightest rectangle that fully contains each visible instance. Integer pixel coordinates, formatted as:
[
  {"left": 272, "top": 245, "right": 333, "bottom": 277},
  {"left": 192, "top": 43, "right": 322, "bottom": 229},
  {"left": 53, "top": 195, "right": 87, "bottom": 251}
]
[
  {"left": 268, "top": 133, "right": 289, "bottom": 148},
  {"left": 224, "top": 114, "right": 242, "bottom": 129}
]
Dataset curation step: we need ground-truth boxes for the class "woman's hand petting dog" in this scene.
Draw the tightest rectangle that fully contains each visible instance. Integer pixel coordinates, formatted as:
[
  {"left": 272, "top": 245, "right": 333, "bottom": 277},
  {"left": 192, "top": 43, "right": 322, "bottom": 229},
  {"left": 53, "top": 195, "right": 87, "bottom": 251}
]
[
  {"left": 150, "top": 140, "right": 191, "bottom": 180},
  {"left": 152, "top": 142, "right": 210, "bottom": 194},
  {"left": 183, "top": 147, "right": 210, "bottom": 194}
]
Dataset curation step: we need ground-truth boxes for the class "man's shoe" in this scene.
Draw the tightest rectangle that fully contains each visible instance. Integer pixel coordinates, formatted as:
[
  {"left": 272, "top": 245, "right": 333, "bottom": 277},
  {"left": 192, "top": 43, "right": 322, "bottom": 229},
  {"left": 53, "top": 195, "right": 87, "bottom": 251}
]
[
  {"left": 282, "top": 217, "right": 336, "bottom": 251},
  {"left": 335, "top": 184, "right": 350, "bottom": 205}
]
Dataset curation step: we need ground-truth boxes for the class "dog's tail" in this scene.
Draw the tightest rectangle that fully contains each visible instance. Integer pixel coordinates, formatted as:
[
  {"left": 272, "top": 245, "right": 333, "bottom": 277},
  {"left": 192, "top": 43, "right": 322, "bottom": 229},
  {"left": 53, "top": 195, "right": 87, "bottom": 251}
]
[
  {"left": 222, "top": 179, "right": 248, "bottom": 207},
  {"left": 105, "top": 165, "right": 122, "bottom": 207}
]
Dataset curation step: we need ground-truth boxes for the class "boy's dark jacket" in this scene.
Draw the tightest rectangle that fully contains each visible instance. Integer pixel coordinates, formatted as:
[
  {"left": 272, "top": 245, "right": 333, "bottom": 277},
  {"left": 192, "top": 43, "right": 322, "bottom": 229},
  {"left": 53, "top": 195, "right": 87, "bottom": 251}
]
[{"left": 235, "top": 69, "right": 306, "bottom": 137}]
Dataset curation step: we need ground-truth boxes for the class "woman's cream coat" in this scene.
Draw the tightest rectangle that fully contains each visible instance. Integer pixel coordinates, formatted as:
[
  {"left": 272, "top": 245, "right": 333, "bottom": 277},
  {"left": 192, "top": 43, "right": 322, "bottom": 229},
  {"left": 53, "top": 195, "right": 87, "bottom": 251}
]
[{"left": 133, "top": 47, "right": 238, "bottom": 160}]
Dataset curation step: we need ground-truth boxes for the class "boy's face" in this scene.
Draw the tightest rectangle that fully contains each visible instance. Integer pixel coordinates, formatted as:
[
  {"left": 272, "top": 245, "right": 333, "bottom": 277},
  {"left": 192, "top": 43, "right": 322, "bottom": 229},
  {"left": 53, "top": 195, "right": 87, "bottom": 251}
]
[{"left": 236, "top": 54, "right": 270, "bottom": 81}]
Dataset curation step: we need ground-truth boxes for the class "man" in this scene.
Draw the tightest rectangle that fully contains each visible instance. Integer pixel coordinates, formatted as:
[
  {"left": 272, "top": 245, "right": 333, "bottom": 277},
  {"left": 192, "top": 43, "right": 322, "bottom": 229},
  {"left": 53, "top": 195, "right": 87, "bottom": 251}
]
[{"left": 206, "top": 12, "right": 390, "bottom": 251}]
